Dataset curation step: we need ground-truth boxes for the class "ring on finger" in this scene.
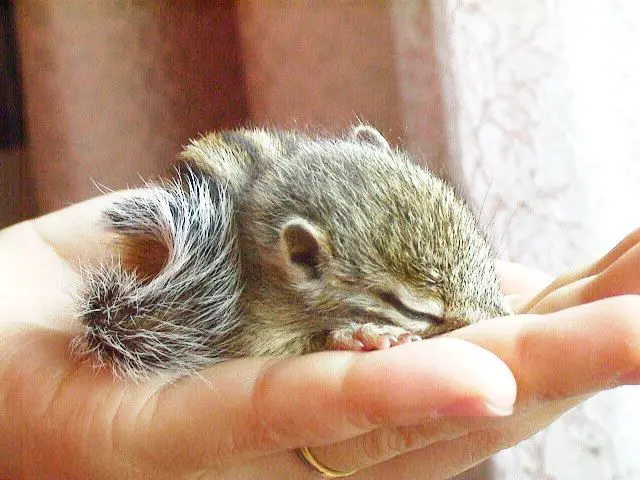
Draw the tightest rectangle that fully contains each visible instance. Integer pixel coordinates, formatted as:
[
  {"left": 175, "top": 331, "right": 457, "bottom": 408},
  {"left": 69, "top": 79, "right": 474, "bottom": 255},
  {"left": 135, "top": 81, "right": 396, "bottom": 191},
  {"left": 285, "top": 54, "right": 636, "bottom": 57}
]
[{"left": 297, "top": 447, "right": 359, "bottom": 478}]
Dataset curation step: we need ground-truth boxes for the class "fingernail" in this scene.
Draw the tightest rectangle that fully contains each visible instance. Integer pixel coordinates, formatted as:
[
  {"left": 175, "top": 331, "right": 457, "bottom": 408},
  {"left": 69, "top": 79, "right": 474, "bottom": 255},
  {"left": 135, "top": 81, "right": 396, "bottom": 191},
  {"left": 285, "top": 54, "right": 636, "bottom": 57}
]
[
  {"left": 435, "top": 398, "right": 514, "bottom": 418},
  {"left": 619, "top": 367, "right": 640, "bottom": 385},
  {"left": 483, "top": 401, "right": 515, "bottom": 417}
]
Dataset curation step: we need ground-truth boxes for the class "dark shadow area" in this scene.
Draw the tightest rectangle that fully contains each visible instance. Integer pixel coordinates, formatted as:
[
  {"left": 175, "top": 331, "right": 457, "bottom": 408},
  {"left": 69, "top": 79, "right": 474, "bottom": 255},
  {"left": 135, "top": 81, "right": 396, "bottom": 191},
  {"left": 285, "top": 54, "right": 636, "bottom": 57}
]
[
  {"left": 0, "top": 0, "right": 24, "bottom": 228},
  {"left": 0, "top": 0, "right": 22, "bottom": 148}
]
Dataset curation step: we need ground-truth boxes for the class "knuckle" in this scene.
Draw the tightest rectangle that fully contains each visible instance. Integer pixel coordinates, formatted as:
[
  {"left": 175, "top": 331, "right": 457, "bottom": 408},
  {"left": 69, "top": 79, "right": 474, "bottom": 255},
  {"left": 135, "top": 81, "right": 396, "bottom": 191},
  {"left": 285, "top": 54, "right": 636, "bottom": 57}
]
[
  {"left": 344, "top": 404, "right": 386, "bottom": 433},
  {"left": 483, "top": 427, "right": 520, "bottom": 452},
  {"left": 343, "top": 390, "right": 390, "bottom": 431},
  {"left": 361, "top": 427, "right": 429, "bottom": 463},
  {"left": 389, "top": 427, "right": 430, "bottom": 452},
  {"left": 532, "top": 385, "right": 566, "bottom": 403},
  {"left": 606, "top": 295, "right": 640, "bottom": 347},
  {"left": 239, "top": 421, "right": 288, "bottom": 455},
  {"left": 248, "top": 359, "right": 310, "bottom": 449},
  {"left": 609, "top": 294, "right": 640, "bottom": 321},
  {"left": 360, "top": 430, "right": 390, "bottom": 463}
]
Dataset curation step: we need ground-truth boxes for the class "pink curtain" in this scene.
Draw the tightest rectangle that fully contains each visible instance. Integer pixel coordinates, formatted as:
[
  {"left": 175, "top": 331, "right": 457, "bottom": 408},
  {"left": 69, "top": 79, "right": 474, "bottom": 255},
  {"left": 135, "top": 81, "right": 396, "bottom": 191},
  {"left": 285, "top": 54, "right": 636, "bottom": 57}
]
[{"left": 14, "top": 0, "right": 248, "bottom": 215}]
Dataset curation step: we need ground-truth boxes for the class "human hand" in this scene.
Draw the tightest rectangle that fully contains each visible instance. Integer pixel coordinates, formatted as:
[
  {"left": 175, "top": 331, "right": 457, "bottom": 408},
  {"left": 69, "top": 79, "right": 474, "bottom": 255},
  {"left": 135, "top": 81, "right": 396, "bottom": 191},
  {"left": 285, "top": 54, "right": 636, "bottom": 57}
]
[
  {"left": 1, "top": 196, "right": 639, "bottom": 479},
  {"left": 0, "top": 194, "right": 516, "bottom": 480}
]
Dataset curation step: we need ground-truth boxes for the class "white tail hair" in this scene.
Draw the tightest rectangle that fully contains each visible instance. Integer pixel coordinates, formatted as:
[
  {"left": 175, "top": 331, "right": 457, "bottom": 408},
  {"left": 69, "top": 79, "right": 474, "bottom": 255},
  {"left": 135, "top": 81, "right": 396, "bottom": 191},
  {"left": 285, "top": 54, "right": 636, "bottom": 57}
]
[{"left": 73, "top": 169, "right": 243, "bottom": 379}]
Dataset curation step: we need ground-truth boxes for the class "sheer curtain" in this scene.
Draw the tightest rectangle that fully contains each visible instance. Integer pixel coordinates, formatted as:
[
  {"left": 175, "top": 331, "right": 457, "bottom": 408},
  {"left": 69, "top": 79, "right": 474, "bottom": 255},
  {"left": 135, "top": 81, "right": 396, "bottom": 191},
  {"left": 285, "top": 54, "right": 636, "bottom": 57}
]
[{"left": 394, "top": 0, "right": 640, "bottom": 477}]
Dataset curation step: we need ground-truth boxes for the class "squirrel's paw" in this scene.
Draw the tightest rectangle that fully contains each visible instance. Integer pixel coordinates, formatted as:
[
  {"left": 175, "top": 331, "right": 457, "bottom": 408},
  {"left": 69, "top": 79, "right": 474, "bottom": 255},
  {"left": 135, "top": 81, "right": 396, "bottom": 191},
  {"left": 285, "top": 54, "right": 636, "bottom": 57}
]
[{"left": 326, "top": 323, "right": 421, "bottom": 351}]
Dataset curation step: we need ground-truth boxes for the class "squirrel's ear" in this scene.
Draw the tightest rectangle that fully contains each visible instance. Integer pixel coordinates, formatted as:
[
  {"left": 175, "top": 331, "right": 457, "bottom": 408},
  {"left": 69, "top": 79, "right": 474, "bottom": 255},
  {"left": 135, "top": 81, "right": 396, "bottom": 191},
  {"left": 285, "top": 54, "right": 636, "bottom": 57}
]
[
  {"left": 279, "top": 218, "right": 331, "bottom": 281},
  {"left": 350, "top": 125, "right": 391, "bottom": 152},
  {"left": 179, "top": 129, "right": 282, "bottom": 192}
]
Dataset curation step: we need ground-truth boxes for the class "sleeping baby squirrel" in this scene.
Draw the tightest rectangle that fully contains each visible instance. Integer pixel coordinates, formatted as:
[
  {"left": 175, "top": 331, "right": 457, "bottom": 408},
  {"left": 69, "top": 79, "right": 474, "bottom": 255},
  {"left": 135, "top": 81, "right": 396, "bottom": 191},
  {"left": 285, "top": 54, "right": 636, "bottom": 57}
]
[{"left": 75, "top": 125, "right": 510, "bottom": 379}]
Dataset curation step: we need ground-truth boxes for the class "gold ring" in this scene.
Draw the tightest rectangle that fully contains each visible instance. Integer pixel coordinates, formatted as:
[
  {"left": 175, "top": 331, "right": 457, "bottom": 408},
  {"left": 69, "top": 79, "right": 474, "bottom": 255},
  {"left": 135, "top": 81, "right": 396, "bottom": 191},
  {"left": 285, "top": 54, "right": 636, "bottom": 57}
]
[{"left": 298, "top": 447, "right": 358, "bottom": 478}]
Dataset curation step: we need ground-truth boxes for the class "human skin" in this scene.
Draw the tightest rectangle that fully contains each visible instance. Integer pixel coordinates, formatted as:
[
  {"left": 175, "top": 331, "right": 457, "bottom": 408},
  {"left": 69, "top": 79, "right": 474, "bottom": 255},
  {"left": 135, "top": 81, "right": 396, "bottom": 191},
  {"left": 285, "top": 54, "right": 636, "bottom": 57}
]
[{"left": 1, "top": 194, "right": 639, "bottom": 479}]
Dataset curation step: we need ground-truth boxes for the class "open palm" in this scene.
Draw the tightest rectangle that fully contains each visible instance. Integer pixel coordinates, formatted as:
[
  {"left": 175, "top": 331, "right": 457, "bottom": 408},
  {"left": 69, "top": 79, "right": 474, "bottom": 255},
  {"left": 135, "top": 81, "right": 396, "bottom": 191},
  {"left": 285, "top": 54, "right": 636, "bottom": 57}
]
[{"left": 1, "top": 194, "right": 639, "bottom": 479}]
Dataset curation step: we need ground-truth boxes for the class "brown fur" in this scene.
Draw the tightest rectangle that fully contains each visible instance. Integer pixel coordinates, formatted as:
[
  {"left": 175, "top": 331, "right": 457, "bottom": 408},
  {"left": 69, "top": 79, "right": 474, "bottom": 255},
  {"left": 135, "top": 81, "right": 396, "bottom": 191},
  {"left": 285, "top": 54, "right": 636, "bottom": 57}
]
[{"left": 77, "top": 125, "right": 509, "bottom": 378}]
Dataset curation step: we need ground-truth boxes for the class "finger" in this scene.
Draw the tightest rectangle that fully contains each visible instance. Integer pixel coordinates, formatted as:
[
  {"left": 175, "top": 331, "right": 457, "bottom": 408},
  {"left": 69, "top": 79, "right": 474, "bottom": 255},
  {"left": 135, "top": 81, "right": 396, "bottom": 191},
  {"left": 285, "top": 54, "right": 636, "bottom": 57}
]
[
  {"left": 494, "top": 260, "right": 553, "bottom": 314},
  {"left": 523, "top": 227, "right": 640, "bottom": 313},
  {"left": 293, "top": 336, "right": 519, "bottom": 475},
  {"left": 451, "top": 295, "right": 640, "bottom": 405},
  {"left": 530, "top": 242, "right": 640, "bottom": 314},
  {"left": 302, "top": 293, "right": 640, "bottom": 475},
  {"left": 249, "top": 397, "right": 584, "bottom": 479},
  {"left": 249, "top": 396, "right": 595, "bottom": 479},
  {"left": 358, "top": 395, "right": 586, "bottom": 480},
  {"left": 138, "top": 338, "right": 516, "bottom": 472},
  {"left": 300, "top": 415, "right": 472, "bottom": 475},
  {"left": 495, "top": 259, "right": 552, "bottom": 296},
  {"left": 0, "top": 325, "right": 515, "bottom": 477}
]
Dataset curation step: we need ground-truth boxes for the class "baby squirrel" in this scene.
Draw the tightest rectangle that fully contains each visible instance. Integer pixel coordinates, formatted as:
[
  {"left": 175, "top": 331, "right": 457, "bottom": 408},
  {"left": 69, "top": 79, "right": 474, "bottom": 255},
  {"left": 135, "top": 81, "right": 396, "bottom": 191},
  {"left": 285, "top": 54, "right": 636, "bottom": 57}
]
[{"left": 75, "top": 125, "right": 509, "bottom": 379}]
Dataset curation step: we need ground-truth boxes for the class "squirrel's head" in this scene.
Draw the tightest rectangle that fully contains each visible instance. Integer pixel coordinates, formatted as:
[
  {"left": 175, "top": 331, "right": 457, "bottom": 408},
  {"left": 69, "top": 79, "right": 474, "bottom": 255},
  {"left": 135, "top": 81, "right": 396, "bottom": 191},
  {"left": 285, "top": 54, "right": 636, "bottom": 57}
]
[{"left": 237, "top": 125, "right": 510, "bottom": 340}]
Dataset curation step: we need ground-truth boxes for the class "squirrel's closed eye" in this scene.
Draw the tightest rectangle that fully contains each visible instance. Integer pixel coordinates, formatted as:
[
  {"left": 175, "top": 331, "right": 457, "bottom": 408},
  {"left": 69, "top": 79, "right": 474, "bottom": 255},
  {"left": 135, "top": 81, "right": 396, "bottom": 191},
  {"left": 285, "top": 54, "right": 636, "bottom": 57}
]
[{"left": 376, "top": 291, "right": 444, "bottom": 324}]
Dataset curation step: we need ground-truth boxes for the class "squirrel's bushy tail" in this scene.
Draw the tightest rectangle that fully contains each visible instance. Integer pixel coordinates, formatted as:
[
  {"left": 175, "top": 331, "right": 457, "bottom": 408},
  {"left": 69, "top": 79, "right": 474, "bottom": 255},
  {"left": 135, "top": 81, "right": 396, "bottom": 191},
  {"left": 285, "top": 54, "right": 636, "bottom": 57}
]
[{"left": 74, "top": 169, "right": 243, "bottom": 379}]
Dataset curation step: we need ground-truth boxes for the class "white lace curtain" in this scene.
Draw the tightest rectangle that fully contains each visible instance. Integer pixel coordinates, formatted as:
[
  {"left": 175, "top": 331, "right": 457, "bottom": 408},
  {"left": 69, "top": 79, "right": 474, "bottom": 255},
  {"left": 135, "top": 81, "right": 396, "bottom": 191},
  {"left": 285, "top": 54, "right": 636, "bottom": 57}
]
[{"left": 392, "top": 1, "right": 640, "bottom": 478}]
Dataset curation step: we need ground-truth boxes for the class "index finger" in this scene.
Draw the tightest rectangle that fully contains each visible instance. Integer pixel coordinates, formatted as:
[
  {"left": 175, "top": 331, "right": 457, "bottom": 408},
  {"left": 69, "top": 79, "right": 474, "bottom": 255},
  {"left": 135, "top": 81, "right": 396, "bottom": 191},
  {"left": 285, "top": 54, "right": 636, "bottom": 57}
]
[
  {"left": 450, "top": 295, "right": 640, "bottom": 405},
  {"left": 523, "top": 227, "right": 640, "bottom": 313}
]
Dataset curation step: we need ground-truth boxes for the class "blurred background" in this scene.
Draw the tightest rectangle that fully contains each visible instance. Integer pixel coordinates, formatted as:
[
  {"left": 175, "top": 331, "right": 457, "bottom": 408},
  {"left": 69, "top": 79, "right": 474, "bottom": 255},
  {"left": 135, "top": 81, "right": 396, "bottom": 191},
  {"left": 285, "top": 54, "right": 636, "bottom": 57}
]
[{"left": 2, "top": 1, "right": 640, "bottom": 478}]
